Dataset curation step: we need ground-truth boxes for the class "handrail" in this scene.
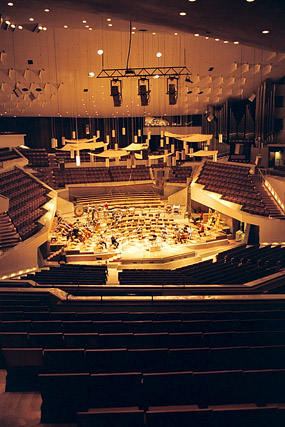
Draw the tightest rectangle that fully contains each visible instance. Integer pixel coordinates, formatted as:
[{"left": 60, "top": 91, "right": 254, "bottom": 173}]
[{"left": 258, "top": 168, "right": 285, "bottom": 213}]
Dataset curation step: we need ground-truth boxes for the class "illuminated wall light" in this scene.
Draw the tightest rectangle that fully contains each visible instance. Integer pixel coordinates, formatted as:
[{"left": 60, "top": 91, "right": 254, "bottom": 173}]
[
  {"left": 64, "top": 25, "right": 68, "bottom": 28},
  {"left": 153, "top": 74, "right": 159, "bottom": 79},
  {"left": 108, "top": 23, "right": 113, "bottom": 27},
  {"left": 88, "top": 71, "right": 95, "bottom": 77},
  {"left": 152, "top": 32, "right": 156, "bottom": 35},
  {"left": 194, "top": 33, "right": 199, "bottom": 37},
  {"left": 82, "top": 20, "right": 87, "bottom": 23},
  {"left": 85, "top": 25, "right": 89, "bottom": 28},
  {"left": 18, "top": 25, "right": 23, "bottom": 29},
  {"left": 262, "top": 30, "right": 270, "bottom": 34},
  {"left": 107, "top": 18, "right": 112, "bottom": 21},
  {"left": 179, "top": 12, "right": 187, "bottom": 16},
  {"left": 174, "top": 32, "right": 178, "bottom": 36},
  {"left": 89, "top": 28, "right": 92, "bottom": 31},
  {"left": 29, "top": 17, "right": 34, "bottom": 22},
  {"left": 43, "top": 27, "right": 47, "bottom": 30},
  {"left": 44, "top": 8, "right": 50, "bottom": 12},
  {"left": 132, "top": 26, "right": 136, "bottom": 30},
  {"left": 234, "top": 41, "right": 240, "bottom": 44},
  {"left": 76, "top": 151, "right": 81, "bottom": 166},
  {"left": 8, "top": 2, "right": 14, "bottom": 6},
  {"left": 97, "top": 49, "right": 104, "bottom": 55},
  {"left": 156, "top": 51, "right": 162, "bottom": 57},
  {"left": 215, "top": 38, "right": 219, "bottom": 41},
  {"left": 224, "top": 40, "right": 229, "bottom": 44}
]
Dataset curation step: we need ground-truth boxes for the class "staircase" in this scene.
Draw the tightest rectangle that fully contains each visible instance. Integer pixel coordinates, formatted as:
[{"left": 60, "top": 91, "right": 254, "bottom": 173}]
[
  {"left": 0, "top": 212, "right": 21, "bottom": 251},
  {"left": 252, "top": 175, "right": 285, "bottom": 219}
]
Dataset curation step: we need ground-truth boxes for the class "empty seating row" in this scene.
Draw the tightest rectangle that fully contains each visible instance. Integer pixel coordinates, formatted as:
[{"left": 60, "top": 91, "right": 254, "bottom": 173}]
[{"left": 37, "top": 369, "right": 285, "bottom": 423}]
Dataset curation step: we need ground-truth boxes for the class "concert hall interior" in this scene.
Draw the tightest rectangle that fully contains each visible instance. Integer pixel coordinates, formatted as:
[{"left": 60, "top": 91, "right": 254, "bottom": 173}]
[{"left": 0, "top": 1, "right": 285, "bottom": 426}]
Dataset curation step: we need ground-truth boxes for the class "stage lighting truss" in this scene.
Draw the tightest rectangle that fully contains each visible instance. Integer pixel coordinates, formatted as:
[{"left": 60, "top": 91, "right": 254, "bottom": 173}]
[
  {"left": 110, "top": 78, "right": 122, "bottom": 107},
  {"left": 167, "top": 77, "right": 179, "bottom": 105},
  {"left": 97, "top": 66, "right": 191, "bottom": 79},
  {"left": 138, "top": 78, "right": 151, "bottom": 106}
]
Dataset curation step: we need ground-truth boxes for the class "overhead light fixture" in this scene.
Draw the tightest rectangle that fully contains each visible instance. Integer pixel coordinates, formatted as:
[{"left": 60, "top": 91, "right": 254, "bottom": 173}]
[
  {"left": 1, "top": 18, "right": 10, "bottom": 31},
  {"left": 88, "top": 71, "right": 95, "bottom": 77},
  {"left": 97, "top": 49, "right": 104, "bottom": 55},
  {"left": 138, "top": 78, "right": 151, "bottom": 106},
  {"left": 13, "top": 86, "right": 22, "bottom": 97},
  {"left": 110, "top": 78, "right": 122, "bottom": 107},
  {"left": 248, "top": 93, "right": 256, "bottom": 102},
  {"left": 185, "top": 75, "right": 193, "bottom": 83},
  {"left": 29, "top": 92, "right": 36, "bottom": 101},
  {"left": 167, "top": 77, "right": 178, "bottom": 105}
]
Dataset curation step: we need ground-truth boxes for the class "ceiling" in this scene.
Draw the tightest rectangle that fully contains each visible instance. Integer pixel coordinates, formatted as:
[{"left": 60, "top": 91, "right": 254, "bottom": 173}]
[{"left": 0, "top": 0, "right": 285, "bottom": 118}]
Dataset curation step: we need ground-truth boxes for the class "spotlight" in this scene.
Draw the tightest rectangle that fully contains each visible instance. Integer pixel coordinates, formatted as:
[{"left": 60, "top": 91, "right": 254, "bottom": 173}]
[
  {"left": 13, "top": 86, "right": 22, "bottom": 97},
  {"left": 248, "top": 93, "right": 256, "bottom": 102},
  {"left": 206, "top": 106, "right": 216, "bottom": 122},
  {"left": 167, "top": 77, "right": 178, "bottom": 105},
  {"left": 32, "top": 24, "right": 43, "bottom": 33},
  {"left": 29, "top": 92, "right": 36, "bottom": 101},
  {"left": 1, "top": 18, "right": 10, "bottom": 31},
  {"left": 185, "top": 75, "right": 193, "bottom": 83},
  {"left": 110, "top": 78, "right": 122, "bottom": 107},
  {"left": 138, "top": 78, "right": 151, "bottom": 106}
]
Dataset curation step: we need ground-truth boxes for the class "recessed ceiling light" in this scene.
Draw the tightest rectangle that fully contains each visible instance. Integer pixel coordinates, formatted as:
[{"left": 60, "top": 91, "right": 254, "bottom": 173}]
[
  {"left": 246, "top": 0, "right": 255, "bottom": 2},
  {"left": 215, "top": 38, "right": 219, "bottom": 41},
  {"left": 174, "top": 32, "right": 178, "bottom": 36},
  {"left": 234, "top": 41, "right": 240, "bottom": 44},
  {"left": 82, "top": 20, "right": 87, "bottom": 23},
  {"left": 262, "top": 30, "right": 270, "bottom": 34},
  {"left": 43, "top": 27, "right": 47, "bottom": 31},
  {"left": 44, "top": 8, "right": 50, "bottom": 12},
  {"left": 107, "top": 18, "right": 112, "bottom": 21},
  {"left": 156, "top": 52, "right": 162, "bottom": 57},
  {"left": 131, "top": 31, "right": 135, "bottom": 34},
  {"left": 63, "top": 25, "right": 68, "bottom": 28},
  {"left": 205, "top": 37, "right": 209, "bottom": 39},
  {"left": 224, "top": 40, "right": 229, "bottom": 43},
  {"left": 7, "top": 2, "right": 14, "bottom": 6},
  {"left": 18, "top": 25, "right": 23, "bottom": 29},
  {"left": 97, "top": 49, "right": 104, "bottom": 55},
  {"left": 29, "top": 18, "right": 34, "bottom": 22},
  {"left": 152, "top": 32, "right": 156, "bottom": 35},
  {"left": 194, "top": 33, "right": 199, "bottom": 37},
  {"left": 108, "top": 23, "right": 113, "bottom": 27},
  {"left": 154, "top": 74, "right": 160, "bottom": 79},
  {"left": 89, "top": 28, "right": 92, "bottom": 30},
  {"left": 10, "top": 24, "right": 15, "bottom": 28},
  {"left": 179, "top": 12, "right": 187, "bottom": 16},
  {"left": 188, "top": 0, "right": 196, "bottom": 2},
  {"left": 85, "top": 25, "right": 89, "bottom": 28},
  {"left": 132, "top": 26, "right": 136, "bottom": 30}
]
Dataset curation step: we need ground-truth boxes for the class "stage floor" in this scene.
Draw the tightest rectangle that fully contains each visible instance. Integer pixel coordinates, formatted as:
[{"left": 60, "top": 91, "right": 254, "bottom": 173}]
[{"left": 48, "top": 205, "right": 235, "bottom": 277}]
